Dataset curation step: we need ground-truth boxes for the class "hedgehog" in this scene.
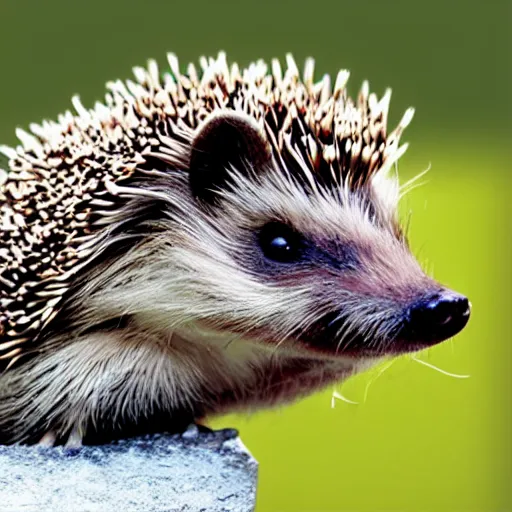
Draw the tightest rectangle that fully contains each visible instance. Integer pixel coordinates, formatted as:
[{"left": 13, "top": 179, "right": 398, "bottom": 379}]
[{"left": 0, "top": 52, "right": 470, "bottom": 446}]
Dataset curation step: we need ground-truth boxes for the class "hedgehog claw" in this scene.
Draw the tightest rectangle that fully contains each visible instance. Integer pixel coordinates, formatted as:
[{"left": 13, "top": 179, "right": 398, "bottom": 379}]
[
  {"left": 65, "top": 427, "right": 83, "bottom": 449},
  {"left": 182, "top": 423, "right": 200, "bottom": 439},
  {"left": 182, "top": 421, "right": 213, "bottom": 439},
  {"left": 38, "top": 431, "right": 57, "bottom": 447},
  {"left": 196, "top": 423, "right": 214, "bottom": 434},
  {"left": 193, "top": 416, "right": 213, "bottom": 433}
]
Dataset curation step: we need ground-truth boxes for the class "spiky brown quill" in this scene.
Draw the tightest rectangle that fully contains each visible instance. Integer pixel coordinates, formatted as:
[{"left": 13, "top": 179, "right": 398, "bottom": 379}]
[{"left": 0, "top": 52, "right": 470, "bottom": 445}]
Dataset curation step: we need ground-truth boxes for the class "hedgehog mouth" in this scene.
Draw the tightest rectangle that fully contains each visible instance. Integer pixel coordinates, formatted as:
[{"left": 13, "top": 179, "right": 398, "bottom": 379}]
[
  {"left": 296, "top": 310, "right": 463, "bottom": 358},
  {"left": 297, "top": 331, "right": 450, "bottom": 358}
]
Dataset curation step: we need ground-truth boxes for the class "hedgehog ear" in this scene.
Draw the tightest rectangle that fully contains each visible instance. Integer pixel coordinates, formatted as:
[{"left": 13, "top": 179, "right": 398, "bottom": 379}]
[{"left": 189, "top": 111, "right": 271, "bottom": 205}]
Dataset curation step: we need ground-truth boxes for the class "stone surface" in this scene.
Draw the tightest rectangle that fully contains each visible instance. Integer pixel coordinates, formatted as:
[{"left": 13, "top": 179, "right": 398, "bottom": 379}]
[{"left": 0, "top": 427, "right": 258, "bottom": 512}]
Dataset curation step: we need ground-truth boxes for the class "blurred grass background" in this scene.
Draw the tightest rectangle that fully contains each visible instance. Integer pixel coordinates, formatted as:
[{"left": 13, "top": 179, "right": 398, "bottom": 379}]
[{"left": 0, "top": 0, "right": 510, "bottom": 510}]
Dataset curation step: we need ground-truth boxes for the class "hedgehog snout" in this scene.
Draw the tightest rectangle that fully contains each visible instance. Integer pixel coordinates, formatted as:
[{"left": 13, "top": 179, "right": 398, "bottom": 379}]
[{"left": 400, "top": 290, "right": 471, "bottom": 346}]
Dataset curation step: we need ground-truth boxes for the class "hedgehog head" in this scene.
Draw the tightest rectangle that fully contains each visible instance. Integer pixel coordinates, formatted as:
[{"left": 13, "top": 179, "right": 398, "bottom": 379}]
[{"left": 146, "top": 103, "right": 469, "bottom": 361}]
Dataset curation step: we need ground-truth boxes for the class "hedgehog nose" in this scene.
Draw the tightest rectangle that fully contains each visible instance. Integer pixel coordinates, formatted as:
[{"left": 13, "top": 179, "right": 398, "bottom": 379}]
[{"left": 405, "top": 291, "right": 471, "bottom": 344}]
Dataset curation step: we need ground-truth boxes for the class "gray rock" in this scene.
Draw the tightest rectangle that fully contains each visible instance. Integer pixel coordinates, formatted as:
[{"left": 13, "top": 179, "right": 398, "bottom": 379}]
[{"left": 0, "top": 428, "right": 258, "bottom": 512}]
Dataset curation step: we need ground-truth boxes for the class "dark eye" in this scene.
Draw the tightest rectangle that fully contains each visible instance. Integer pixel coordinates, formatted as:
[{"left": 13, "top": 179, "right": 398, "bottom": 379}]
[{"left": 258, "top": 222, "right": 303, "bottom": 263}]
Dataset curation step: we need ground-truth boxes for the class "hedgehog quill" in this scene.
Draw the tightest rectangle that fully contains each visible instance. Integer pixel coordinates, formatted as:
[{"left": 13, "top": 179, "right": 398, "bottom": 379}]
[{"left": 0, "top": 52, "right": 470, "bottom": 445}]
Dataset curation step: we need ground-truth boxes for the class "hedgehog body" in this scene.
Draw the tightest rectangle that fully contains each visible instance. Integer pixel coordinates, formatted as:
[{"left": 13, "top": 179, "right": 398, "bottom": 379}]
[{"left": 0, "top": 53, "right": 470, "bottom": 445}]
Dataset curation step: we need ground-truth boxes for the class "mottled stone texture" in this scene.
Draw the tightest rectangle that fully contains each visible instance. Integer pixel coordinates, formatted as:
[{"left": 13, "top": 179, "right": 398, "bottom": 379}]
[{"left": 0, "top": 427, "right": 257, "bottom": 512}]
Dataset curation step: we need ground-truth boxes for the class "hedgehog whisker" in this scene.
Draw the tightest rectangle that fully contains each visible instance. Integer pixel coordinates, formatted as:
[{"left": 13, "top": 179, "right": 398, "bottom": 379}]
[
  {"left": 410, "top": 357, "right": 470, "bottom": 379},
  {"left": 399, "top": 180, "right": 428, "bottom": 200},
  {"left": 399, "top": 164, "right": 431, "bottom": 196}
]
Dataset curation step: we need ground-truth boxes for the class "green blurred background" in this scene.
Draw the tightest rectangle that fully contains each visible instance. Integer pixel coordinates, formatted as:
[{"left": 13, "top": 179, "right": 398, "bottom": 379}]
[{"left": 1, "top": 0, "right": 510, "bottom": 510}]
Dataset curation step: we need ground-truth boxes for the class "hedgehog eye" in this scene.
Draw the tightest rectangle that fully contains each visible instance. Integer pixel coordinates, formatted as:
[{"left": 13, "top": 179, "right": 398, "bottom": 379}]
[{"left": 258, "top": 223, "right": 303, "bottom": 263}]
